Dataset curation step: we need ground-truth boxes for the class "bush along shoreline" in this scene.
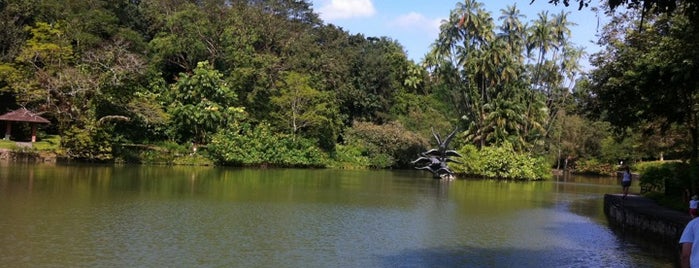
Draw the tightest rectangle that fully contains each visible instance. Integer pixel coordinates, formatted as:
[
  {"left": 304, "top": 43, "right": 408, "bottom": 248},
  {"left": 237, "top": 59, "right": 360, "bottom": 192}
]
[{"left": 6, "top": 136, "right": 553, "bottom": 181}]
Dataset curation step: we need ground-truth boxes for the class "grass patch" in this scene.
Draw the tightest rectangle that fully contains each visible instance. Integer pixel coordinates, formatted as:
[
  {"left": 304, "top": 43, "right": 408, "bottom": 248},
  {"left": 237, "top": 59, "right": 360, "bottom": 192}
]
[
  {"left": 0, "top": 135, "right": 60, "bottom": 151},
  {"left": 33, "top": 135, "right": 61, "bottom": 151},
  {"left": 0, "top": 139, "right": 15, "bottom": 149}
]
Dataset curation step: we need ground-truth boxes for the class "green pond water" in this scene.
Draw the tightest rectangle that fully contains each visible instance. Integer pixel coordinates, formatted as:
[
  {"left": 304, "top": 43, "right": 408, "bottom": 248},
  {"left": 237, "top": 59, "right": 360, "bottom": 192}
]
[{"left": 0, "top": 163, "right": 677, "bottom": 267}]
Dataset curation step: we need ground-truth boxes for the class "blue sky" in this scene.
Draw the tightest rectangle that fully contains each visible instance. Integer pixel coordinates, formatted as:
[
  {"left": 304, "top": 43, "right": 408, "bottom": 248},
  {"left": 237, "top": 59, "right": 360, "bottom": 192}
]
[{"left": 310, "top": 0, "right": 608, "bottom": 71}]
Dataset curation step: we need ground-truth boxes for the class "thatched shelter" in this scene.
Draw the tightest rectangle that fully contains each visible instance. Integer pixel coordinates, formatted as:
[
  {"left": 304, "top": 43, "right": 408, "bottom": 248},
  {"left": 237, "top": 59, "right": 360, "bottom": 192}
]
[{"left": 0, "top": 108, "right": 50, "bottom": 142}]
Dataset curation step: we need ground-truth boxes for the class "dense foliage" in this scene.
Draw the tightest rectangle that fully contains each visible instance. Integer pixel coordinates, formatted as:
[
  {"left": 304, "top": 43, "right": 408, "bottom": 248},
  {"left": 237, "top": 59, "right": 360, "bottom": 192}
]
[
  {"left": 2, "top": 0, "right": 694, "bottom": 181},
  {"left": 0, "top": 0, "right": 422, "bottom": 168},
  {"left": 209, "top": 122, "right": 326, "bottom": 167},
  {"left": 342, "top": 121, "right": 428, "bottom": 169},
  {"left": 636, "top": 161, "right": 692, "bottom": 211},
  {"left": 427, "top": 1, "right": 584, "bottom": 155},
  {"left": 452, "top": 143, "right": 552, "bottom": 180},
  {"left": 580, "top": 1, "right": 699, "bottom": 189}
]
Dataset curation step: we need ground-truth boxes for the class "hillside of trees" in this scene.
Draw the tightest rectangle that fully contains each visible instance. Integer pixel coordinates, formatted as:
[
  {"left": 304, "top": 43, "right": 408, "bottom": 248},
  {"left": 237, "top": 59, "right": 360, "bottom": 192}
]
[{"left": 0, "top": 0, "right": 696, "bottom": 181}]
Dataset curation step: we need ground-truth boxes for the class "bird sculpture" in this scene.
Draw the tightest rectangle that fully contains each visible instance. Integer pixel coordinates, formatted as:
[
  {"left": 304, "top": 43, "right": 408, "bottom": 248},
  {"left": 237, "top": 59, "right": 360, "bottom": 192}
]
[{"left": 412, "top": 127, "right": 462, "bottom": 179}]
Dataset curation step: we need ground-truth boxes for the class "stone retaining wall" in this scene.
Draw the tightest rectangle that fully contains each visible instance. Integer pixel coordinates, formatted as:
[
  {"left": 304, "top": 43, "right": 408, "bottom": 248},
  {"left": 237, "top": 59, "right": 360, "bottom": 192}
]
[
  {"left": 604, "top": 194, "right": 689, "bottom": 247},
  {"left": 0, "top": 149, "right": 56, "bottom": 163}
]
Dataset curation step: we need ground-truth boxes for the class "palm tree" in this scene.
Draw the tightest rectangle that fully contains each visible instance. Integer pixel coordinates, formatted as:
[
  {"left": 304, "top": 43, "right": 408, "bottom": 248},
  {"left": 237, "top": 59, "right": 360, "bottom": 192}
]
[
  {"left": 428, "top": 1, "right": 582, "bottom": 153},
  {"left": 499, "top": 4, "right": 527, "bottom": 63},
  {"left": 527, "top": 11, "right": 555, "bottom": 90},
  {"left": 428, "top": 0, "right": 496, "bottom": 147},
  {"left": 520, "top": 10, "right": 583, "bottom": 154},
  {"left": 430, "top": 1, "right": 536, "bottom": 149}
]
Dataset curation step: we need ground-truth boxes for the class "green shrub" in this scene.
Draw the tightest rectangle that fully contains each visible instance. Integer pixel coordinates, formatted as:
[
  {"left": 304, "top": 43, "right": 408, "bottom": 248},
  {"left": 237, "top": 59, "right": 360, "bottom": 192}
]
[
  {"left": 343, "top": 121, "right": 428, "bottom": 168},
  {"left": 574, "top": 158, "right": 617, "bottom": 176},
  {"left": 640, "top": 164, "right": 674, "bottom": 193},
  {"left": 154, "top": 141, "right": 190, "bottom": 155},
  {"left": 632, "top": 161, "right": 694, "bottom": 213},
  {"left": 450, "top": 144, "right": 483, "bottom": 175},
  {"left": 636, "top": 161, "right": 690, "bottom": 196},
  {"left": 209, "top": 123, "right": 327, "bottom": 168},
  {"left": 451, "top": 142, "right": 551, "bottom": 180},
  {"left": 61, "top": 125, "right": 112, "bottom": 161},
  {"left": 328, "top": 144, "right": 371, "bottom": 169},
  {"left": 368, "top": 153, "right": 394, "bottom": 169},
  {"left": 645, "top": 191, "right": 686, "bottom": 212}
]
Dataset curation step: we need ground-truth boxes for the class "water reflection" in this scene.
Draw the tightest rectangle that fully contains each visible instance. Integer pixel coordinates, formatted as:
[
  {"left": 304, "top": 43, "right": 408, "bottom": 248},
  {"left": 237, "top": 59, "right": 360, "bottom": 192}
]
[{"left": 0, "top": 164, "right": 676, "bottom": 267}]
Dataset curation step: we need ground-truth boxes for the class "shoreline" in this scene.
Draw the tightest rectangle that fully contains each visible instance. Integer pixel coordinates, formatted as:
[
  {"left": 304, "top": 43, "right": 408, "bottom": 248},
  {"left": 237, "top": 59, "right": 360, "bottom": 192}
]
[{"left": 604, "top": 193, "right": 688, "bottom": 264}]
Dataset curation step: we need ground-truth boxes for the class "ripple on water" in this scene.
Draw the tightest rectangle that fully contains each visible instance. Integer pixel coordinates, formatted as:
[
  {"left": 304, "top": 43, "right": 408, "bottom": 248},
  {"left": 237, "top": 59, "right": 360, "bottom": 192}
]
[{"left": 0, "top": 169, "right": 678, "bottom": 267}]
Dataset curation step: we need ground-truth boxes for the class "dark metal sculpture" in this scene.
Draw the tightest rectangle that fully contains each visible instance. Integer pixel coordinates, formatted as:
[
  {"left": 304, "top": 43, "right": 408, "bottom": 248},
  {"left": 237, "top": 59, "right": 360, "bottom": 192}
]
[{"left": 412, "top": 128, "right": 462, "bottom": 179}]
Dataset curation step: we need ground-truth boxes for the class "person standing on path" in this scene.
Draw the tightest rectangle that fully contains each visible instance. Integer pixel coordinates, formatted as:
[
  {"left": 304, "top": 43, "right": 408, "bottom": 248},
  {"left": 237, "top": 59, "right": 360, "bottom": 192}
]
[
  {"left": 680, "top": 218, "right": 699, "bottom": 268},
  {"left": 621, "top": 166, "right": 632, "bottom": 198},
  {"left": 691, "top": 195, "right": 699, "bottom": 218}
]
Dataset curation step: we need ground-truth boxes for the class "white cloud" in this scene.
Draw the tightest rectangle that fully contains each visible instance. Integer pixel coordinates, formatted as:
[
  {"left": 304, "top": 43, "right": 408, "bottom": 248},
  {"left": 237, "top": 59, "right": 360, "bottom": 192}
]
[
  {"left": 389, "top": 12, "right": 443, "bottom": 36},
  {"left": 316, "top": 0, "right": 376, "bottom": 20}
]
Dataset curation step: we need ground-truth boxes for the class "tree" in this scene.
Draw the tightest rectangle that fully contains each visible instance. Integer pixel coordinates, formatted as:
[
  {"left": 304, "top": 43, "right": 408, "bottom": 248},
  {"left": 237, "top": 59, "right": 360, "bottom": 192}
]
[
  {"left": 167, "top": 61, "right": 245, "bottom": 144},
  {"left": 84, "top": 38, "right": 168, "bottom": 144},
  {"left": 587, "top": 5, "right": 699, "bottom": 156},
  {"left": 0, "top": 0, "right": 32, "bottom": 62},
  {"left": 540, "top": 0, "right": 691, "bottom": 14},
  {"left": 343, "top": 121, "right": 428, "bottom": 168},
  {"left": 148, "top": 3, "right": 218, "bottom": 76},
  {"left": 428, "top": 1, "right": 581, "bottom": 154},
  {"left": 525, "top": 11, "right": 584, "bottom": 154},
  {"left": 270, "top": 71, "right": 341, "bottom": 151},
  {"left": 9, "top": 22, "right": 82, "bottom": 129},
  {"left": 0, "top": 0, "right": 430, "bottom": 165},
  {"left": 427, "top": 0, "right": 495, "bottom": 148},
  {"left": 338, "top": 36, "right": 410, "bottom": 124},
  {"left": 585, "top": 2, "right": 699, "bottom": 189}
]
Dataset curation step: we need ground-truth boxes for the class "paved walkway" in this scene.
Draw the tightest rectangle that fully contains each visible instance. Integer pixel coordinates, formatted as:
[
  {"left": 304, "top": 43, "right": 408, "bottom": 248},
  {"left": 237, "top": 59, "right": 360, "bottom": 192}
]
[{"left": 615, "top": 194, "right": 690, "bottom": 223}]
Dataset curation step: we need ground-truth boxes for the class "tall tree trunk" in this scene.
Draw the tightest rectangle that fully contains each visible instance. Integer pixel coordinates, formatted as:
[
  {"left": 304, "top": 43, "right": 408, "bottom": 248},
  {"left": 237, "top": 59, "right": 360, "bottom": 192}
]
[{"left": 690, "top": 116, "right": 699, "bottom": 194}]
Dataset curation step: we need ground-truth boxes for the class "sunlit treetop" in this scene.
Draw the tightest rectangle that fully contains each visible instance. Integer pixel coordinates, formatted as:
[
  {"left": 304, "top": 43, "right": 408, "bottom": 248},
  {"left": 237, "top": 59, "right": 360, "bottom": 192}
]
[{"left": 536, "top": 0, "right": 694, "bottom": 15}]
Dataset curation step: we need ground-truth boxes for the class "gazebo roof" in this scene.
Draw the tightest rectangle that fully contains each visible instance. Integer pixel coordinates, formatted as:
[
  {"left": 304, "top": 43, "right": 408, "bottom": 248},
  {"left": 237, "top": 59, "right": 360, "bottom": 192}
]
[{"left": 0, "top": 108, "right": 50, "bottom": 124}]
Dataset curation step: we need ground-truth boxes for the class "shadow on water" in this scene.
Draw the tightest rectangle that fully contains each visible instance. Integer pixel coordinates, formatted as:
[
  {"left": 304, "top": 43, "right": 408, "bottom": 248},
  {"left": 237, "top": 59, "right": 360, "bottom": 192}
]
[
  {"left": 385, "top": 172, "right": 677, "bottom": 267},
  {"left": 379, "top": 244, "right": 665, "bottom": 268},
  {"left": 558, "top": 173, "right": 680, "bottom": 267},
  {"left": 607, "top": 222, "right": 681, "bottom": 267}
]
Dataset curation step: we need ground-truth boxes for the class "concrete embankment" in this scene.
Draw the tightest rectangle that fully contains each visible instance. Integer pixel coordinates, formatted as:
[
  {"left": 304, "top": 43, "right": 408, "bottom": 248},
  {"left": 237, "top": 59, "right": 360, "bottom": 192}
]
[
  {"left": 0, "top": 148, "right": 56, "bottom": 163},
  {"left": 604, "top": 194, "right": 690, "bottom": 248}
]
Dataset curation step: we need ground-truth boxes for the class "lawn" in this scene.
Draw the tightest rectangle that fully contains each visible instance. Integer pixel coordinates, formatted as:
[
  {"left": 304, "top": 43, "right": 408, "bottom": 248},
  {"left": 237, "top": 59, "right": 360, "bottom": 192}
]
[{"left": 0, "top": 135, "right": 61, "bottom": 151}]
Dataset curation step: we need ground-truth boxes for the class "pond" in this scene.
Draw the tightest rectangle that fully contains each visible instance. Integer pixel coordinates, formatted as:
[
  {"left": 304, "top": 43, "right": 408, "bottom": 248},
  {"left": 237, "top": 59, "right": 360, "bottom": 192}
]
[{"left": 0, "top": 163, "right": 677, "bottom": 267}]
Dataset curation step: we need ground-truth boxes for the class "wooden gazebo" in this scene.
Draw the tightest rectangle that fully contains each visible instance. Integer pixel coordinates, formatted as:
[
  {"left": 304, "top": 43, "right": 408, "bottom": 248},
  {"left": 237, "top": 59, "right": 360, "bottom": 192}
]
[{"left": 0, "top": 108, "right": 50, "bottom": 142}]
